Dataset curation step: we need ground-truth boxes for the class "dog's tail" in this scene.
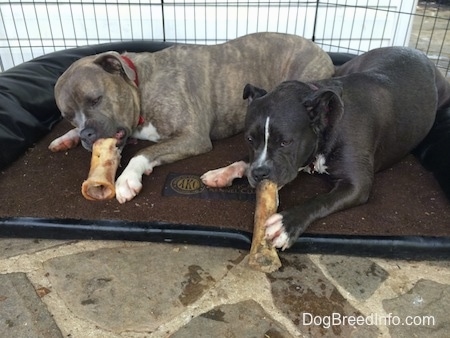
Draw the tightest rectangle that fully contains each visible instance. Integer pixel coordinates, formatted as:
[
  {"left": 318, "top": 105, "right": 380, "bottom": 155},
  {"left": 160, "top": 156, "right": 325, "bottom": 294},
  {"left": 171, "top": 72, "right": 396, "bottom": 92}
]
[{"left": 413, "top": 105, "right": 450, "bottom": 200}]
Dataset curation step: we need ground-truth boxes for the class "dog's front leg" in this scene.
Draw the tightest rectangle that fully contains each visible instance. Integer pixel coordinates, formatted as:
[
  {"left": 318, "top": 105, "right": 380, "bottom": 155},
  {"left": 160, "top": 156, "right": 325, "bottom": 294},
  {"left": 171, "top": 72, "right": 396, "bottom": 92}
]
[
  {"left": 116, "top": 135, "right": 212, "bottom": 203},
  {"left": 266, "top": 177, "right": 372, "bottom": 250}
]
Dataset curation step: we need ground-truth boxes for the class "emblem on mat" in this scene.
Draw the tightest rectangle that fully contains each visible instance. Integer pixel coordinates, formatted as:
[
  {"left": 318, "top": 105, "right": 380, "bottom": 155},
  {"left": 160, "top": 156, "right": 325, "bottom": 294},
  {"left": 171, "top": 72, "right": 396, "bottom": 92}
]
[
  {"left": 163, "top": 173, "right": 256, "bottom": 201},
  {"left": 170, "top": 175, "right": 206, "bottom": 195}
]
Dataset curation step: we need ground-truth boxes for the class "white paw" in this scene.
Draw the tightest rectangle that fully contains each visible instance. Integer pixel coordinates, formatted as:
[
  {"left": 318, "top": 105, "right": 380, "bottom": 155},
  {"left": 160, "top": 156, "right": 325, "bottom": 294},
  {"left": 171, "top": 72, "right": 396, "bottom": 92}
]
[
  {"left": 115, "top": 155, "right": 152, "bottom": 203},
  {"left": 265, "top": 213, "right": 290, "bottom": 250},
  {"left": 115, "top": 172, "right": 143, "bottom": 204},
  {"left": 48, "top": 128, "right": 80, "bottom": 152},
  {"left": 201, "top": 168, "right": 233, "bottom": 187},
  {"left": 201, "top": 161, "right": 248, "bottom": 188}
]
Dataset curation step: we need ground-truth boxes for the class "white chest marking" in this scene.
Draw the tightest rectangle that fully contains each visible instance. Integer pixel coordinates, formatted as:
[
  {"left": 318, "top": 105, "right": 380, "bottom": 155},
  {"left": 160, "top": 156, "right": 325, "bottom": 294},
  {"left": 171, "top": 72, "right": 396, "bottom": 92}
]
[
  {"left": 132, "top": 122, "right": 161, "bottom": 142},
  {"left": 300, "top": 154, "right": 329, "bottom": 174},
  {"left": 256, "top": 117, "right": 271, "bottom": 165}
]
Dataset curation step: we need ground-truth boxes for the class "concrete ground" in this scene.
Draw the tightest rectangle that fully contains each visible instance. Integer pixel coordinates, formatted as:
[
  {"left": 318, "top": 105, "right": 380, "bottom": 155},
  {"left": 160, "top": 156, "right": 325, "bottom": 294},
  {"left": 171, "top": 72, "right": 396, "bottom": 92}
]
[
  {"left": 1, "top": 239, "right": 449, "bottom": 337},
  {"left": 1, "top": 3, "right": 450, "bottom": 338}
]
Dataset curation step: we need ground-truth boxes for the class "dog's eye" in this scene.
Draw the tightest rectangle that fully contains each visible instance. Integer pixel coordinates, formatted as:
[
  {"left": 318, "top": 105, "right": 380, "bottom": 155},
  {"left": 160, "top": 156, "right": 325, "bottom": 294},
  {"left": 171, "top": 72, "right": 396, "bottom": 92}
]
[
  {"left": 246, "top": 136, "right": 254, "bottom": 144},
  {"left": 90, "top": 96, "right": 102, "bottom": 107},
  {"left": 281, "top": 140, "right": 292, "bottom": 147}
]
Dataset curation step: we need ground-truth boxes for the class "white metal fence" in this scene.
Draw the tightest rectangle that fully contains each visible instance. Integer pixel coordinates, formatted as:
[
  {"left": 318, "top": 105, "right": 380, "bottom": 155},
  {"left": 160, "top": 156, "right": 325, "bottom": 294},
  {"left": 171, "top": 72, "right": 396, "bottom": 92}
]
[{"left": 1, "top": 0, "right": 449, "bottom": 76}]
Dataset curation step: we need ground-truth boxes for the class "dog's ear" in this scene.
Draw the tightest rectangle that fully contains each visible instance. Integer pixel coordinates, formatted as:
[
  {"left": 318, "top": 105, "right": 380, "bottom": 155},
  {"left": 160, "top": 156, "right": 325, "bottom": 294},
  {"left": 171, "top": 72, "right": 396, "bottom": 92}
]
[
  {"left": 243, "top": 84, "right": 267, "bottom": 104},
  {"left": 303, "top": 87, "right": 344, "bottom": 133},
  {"left": 94, "top": 52, "right": 137, "bottom": 84}
]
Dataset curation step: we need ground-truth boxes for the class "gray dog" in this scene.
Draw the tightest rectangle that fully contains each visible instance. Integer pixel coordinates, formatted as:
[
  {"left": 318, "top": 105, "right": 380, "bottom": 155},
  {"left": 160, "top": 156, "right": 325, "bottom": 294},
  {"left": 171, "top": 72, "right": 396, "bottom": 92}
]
[
  {"left": 202, "top": 46, "right": 450, "bottom": 250},
  {"left": 49, "top": 32, "right": 334, "bottom": 203}
]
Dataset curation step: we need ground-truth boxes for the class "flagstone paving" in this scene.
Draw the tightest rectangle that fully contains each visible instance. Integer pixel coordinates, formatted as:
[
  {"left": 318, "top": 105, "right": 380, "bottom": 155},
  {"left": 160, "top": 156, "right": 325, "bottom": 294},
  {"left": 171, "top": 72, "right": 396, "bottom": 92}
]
[{"left": 1, "top": 238, "right": 449, "bottom": 337}]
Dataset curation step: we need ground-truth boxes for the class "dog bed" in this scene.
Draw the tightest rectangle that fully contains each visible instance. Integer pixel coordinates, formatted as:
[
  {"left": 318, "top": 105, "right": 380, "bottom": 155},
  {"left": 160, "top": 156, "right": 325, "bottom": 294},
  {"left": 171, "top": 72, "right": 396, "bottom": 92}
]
[{"left": 1, "top": 41, "right": 449, "bottom": 259}]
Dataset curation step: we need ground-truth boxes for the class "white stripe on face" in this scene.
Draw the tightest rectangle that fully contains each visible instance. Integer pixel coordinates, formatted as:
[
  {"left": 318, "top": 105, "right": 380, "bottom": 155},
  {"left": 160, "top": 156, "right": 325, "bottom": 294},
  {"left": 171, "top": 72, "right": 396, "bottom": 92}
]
[
  {"left": 73, "top": 111, "right": 87, "bottom": 129},
  {"left": 257, "top": 116, "right": 270, "bottom": 165}
]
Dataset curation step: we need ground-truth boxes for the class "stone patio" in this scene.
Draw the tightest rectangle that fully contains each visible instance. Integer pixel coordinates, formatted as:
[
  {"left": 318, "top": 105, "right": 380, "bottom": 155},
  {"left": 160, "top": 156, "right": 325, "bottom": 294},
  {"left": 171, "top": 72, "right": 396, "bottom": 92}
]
[{"left": 1, "top": 239, "right": 449, "bottom": 337}]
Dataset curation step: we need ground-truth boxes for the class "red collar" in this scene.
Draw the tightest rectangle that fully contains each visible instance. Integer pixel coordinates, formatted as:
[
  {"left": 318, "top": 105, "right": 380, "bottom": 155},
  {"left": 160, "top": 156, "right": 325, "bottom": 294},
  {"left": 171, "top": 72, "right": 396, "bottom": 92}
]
[
  {"left": 120, "top": 55, "right": 139, "bottom": 87},
  {"left": 121, "top": 55, "right": 144, "bottom": 126}
]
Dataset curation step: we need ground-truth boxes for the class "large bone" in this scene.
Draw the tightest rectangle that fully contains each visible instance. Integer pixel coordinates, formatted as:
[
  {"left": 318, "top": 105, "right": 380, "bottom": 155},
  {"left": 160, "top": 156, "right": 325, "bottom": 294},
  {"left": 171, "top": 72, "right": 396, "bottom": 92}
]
[
  {"left": 248, "top": 179, "right": 282, "bottom": 272},
  {"left": 81, "top": 138, "right": 121, "bottom": 201}
]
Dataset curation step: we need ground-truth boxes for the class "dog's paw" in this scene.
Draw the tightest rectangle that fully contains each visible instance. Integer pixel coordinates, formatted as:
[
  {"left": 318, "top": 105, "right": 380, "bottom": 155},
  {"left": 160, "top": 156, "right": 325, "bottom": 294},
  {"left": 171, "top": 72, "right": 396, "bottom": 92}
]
[
  {"left": 48, "top": 129, "right": 80, "bottom": 152},
  {"left": 201, "top": 168, "right": 234, "bottom": 187},
  {"left": 265, "top": 213, "right": 290, "bottom": 250},
  {"left": 115, "top": 172, "right": 143, "bottom": 204},
  {"left": 115, "top": 155, "right": 155, "bottom": 203},
  {"left": 201, "top": 161, "right": 248, "bottom": 188}
]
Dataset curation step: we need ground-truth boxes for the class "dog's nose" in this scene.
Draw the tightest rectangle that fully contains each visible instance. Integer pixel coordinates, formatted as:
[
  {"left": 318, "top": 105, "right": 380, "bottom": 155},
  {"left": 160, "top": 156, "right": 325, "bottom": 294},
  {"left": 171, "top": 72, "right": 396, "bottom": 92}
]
[
  {"left": 252, "top": 166, "right": 270, "bottom": 182},
  {"left": 80, "top": 127, "right": 98, "bottom": 144}
]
